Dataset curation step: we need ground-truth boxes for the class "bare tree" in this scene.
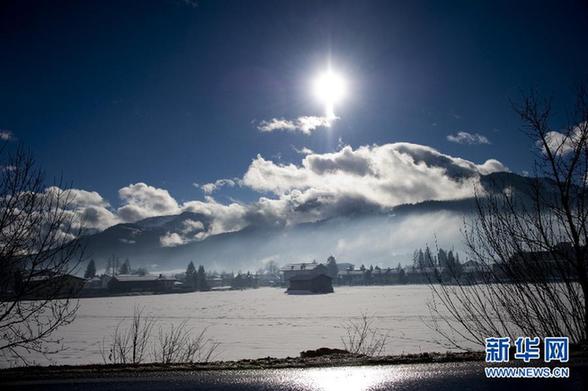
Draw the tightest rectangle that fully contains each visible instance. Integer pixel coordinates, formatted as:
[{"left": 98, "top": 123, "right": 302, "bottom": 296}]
[
  {"left": 340, "top": 313, "right": 388, "bottom": 356},
  {"left": 428, "top": 86, "right": 588, "bottom": 349},
  {"left": 0, "top": 146, "right": 84, "bottom": 364},
  {"left": 100, "top": 307, "right": 220, "bottom": 365},
  {"left": 100, "top": 306, "right": 155, "bottom": 365},
  {"left": 152, "top": 321, "right": 219, "bottom": 364}
]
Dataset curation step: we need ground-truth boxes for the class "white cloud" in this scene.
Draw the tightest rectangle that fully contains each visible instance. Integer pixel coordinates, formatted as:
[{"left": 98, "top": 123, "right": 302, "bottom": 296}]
[
  {"left": 39, "top": 142, "right": 509, "bottom": 247},
  {"left": 160, "top": 232, "right": 186, "bottom": 247},
  {"left": 183, "top": 197, "right": 249, "bottom": 236},
  {"left": 117, "top": 183, "right": 180, "bottom": 222},
  {"left": 476, "top": 159, "right": 509, "bottom": 175},
  {"left": 0, "top": 130, "right": 14, "bottom": 141},
  {"left": 45, "top": 186, "right": 120, "bottom": 232},
  {"left": 293, "top": 146, "right": 314, "bottom": 155},
  {"left": 242, "top": 143, "right": 507, "bottom": 212},
  {"left": 447, "top": 131, "right": 490, "bottom": 145},
  {"left": 257, "top": 116, "right": 337, "bottom": 135},
  {"left": 540, "top": 122, "right": 588, "bottom": 156},
  {"left": 200, "top": 178, "right": 240, "bottom": 194},
  {"left": 158, "top": 219, "right": 207, "bottom": 248}
]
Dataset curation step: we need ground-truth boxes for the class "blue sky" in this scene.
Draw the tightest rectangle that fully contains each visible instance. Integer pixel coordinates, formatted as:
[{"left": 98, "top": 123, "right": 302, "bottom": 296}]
[{"left": 1, "top": 0, "right": 587, "bottom": 210}]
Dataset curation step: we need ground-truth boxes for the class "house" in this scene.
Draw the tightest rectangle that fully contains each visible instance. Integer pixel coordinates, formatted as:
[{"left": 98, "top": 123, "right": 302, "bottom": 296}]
[
  {"left": 281, "top": 262, "right": 328, "bottom": 282},
  {"left": 287, "top": 274, "right": 334, "bottom": 294},
  {"left": 338, "top": 269, "right": 366, "bottom": 285},
  {"left": 281, "top": 261, "right": 333, "bottom": 294},
  {"left": 107, "top": 274, "right": 176, "bottom": 293},
  {"left": 26, "top": 273, "right": 85, "bottom": 299},
  {"left": 206, "top": 275, "right": 224, "bottom": 288},
  {"left": 403, "top": 265, "right": 429, "bottom": 284},
  {"left": 337, "top": 262, "right": 355, "bottom": 272},
  {"left": 506, "top": 242, "right": 578, "bottom": 282},
  {"left": 255, "top": 271, "right": 281, "bottom": 287}
]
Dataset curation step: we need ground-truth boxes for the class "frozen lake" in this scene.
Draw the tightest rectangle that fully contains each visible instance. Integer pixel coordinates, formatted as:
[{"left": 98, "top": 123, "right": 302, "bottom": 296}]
[{"left": 4, "top": 285, "right": 473, "bottom": 367}]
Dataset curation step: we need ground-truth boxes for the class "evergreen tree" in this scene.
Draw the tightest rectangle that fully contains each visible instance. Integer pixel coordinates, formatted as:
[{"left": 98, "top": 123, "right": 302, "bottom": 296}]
[
  {"left": 423, "top": 247, "right": 435, "bottom": 267},
  {"left": 186, "top": 261, "right": 197, "bottom": 290},
  {"left": 398, "top": 266, "right": 406, "bottom": 284},
  {"left": 84, "top": 259, "right": 96, "bottom": 279},
  {"left": 119, "top": 258, "right": 130, "bottom": 274},
  {"left": 449, "top": 251, "right": 463, "bottom": 277},
  {"left": 437, "top": 249, "right": 448, "bottom": 267},
  {"left": 326, "top": 255, "right": 339, "bottom": 279},
  {"left": 416, "top": 249, "right": 425, "bottom": 269},
  {"left": 197, "top": 265, "right": 208, "bottom": 291}
]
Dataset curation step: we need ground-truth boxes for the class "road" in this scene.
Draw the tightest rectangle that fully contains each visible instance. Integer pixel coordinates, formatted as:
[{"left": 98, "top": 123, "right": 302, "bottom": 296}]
[{"left": 2, "top": 361, "right": 586, "bottom": 390}]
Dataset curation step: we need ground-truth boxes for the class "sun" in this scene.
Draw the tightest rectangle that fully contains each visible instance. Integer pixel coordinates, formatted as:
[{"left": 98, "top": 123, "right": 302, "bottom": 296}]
[{"left": 313, "top": 69, "right": 346, "bottom": 119}]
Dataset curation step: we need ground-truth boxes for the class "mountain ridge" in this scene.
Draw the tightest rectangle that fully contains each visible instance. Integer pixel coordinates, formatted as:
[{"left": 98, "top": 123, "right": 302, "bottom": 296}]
[{"left": 77, "top": 171, "right": 548, "bottom": 272}]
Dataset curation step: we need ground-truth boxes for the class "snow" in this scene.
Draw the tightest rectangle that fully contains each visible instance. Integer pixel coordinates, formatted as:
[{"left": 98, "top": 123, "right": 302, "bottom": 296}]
[{"left": 2, "top": 286, "right": 474, "bottom": 367}]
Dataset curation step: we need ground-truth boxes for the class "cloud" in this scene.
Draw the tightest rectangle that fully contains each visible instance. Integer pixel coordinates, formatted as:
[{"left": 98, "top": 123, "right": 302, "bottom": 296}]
[
  {"left": 117, "top": 183, "right": 181, "bottom": 222},
  {"left": 293, "top": 146, "right": 314, "bottom": 155},
  {"left": 476, "top": 159, "right": 509, "bottom": 175},
  {"left": 182, "top": 197, "right": 249, "bottom": 236},
  {"left": 242, "top": 143, "right": 507, "bottom": 212},
  {"left": 199, "top": 178, "right": 240, "bottom": 194},
  {"left": 39, "top": 142, "right": 509, "bottom": 248},
  {"left": 159, "top": 219, "right": 207, "bottom": 247},
  {"left": 540, "top": 122, "right": 587, "bottom": 156},
  {"left": 257, "top": 116, "right": 337, "bottom": 135},
  {"left": 447, "top": 131, "right": 490, "bottom": 145},
  {"left": 0, "top": 130, "right": 14, "bottom": 141},
  {"left": 160, "top": 232, "right": 185, "bottom": 247},
  {"left": 35, "top": 187, "right": 120, "bottom": 236}
]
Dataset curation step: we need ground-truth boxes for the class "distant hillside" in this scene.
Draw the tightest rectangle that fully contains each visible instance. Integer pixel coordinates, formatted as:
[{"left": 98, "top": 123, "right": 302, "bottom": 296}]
[{"left": 77, "top": 172, "right": 554, "bottom": 272}]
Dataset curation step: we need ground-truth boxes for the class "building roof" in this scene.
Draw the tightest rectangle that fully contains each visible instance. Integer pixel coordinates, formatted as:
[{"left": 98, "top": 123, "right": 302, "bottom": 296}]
[
  {"left": 337, "top": 262, "right": 355, "bottom": 270},
  {"left": 281, "top": 262, "right": 321, "bottom": 271},
  {"left": 29, "top": 274, "right": 85, "bottom": 282},
  {"left": 111, "top": 274, "right": 175, "bottom": 282},
  {"left": 341, "top": 270, "right": 365, "bottom": 276}
]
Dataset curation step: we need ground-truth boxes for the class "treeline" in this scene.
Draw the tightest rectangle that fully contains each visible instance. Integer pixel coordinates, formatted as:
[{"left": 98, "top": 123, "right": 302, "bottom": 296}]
[
  {"left": 412, "top": 247, "right": 462, "bottom": 273},
  {"left": 84, "top": 256, "right": 148, "bottom": 279},
  {"left": 185, "top": 261, "right": 209, "bottom": 291}
]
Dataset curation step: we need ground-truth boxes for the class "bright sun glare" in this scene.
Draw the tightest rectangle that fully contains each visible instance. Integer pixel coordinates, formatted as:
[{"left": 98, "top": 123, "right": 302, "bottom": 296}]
[{"left": 313, "top": 69, "right": 346, "bottom": 119}]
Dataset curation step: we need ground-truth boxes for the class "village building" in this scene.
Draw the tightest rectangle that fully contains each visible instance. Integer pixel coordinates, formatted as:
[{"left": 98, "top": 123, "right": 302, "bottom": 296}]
[
  {"left": 206, "top": 275, "right": 224, "bottom": 288},
  {"left": 505, "top": 242, "right": 579, "bottom": 282},
  {"left": 255, "top": 271, "right": 281, "bottom": 287},
  {"left": 26, "top": 273, "right": 86, "bottom": 298},
  {"left": 281, "top": 262, "right": 333, "bottom": 294},
  {"left": 107, "top": 274, "right": 176, "bottom": 293},
  {"left": 281, "top": 261, "right": 326, "bottom": 282},
  {"left": 337, "top": 262, "right": 355, "bottom": 272},
  {"left": 338, "top": 269, "right": 366, "bottom": 285},
  {"left": 287, "top": 273, "right": 333, "bottom": 294}
]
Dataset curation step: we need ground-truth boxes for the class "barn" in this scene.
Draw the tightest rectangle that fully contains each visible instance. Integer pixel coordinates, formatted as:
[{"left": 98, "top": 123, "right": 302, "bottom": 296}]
[{"left": 286, "top": 273, "right": 333, "bottom": 294}]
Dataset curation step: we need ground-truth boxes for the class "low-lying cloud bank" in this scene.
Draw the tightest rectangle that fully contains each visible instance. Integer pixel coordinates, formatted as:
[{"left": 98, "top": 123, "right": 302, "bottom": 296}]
[{"left": 55, "top": 142, "right": 508, "bottom": 246}]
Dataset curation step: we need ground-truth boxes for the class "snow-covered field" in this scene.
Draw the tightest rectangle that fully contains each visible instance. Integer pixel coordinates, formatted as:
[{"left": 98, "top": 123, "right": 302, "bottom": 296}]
[{"left": 4, "top": 285, "right": 474, "bottom": 367}]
